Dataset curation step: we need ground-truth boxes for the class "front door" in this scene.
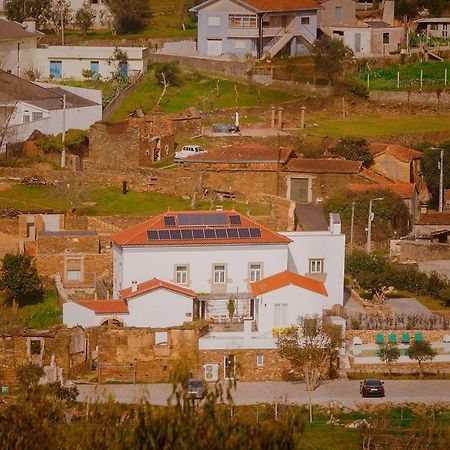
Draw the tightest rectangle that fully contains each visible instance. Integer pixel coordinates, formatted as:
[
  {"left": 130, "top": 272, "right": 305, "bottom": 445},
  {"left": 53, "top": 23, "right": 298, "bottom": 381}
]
[
  {"left": 290, "top": 178, "right": 309, "bottom": 203},
  {"left": 49, "top": 60, "right": 62, "bottom": 79},
  {"left": 355, "top": 33, "right": 361, "bottom": 53},
  {"left": 207, "top": 39, "right": 222, "bottom": 56},
  {"left": 224, "top": 355, "right": 235, "bottom": 378},
  {"left": 90, "top": 61, "right": 99, "bottom": 79}
]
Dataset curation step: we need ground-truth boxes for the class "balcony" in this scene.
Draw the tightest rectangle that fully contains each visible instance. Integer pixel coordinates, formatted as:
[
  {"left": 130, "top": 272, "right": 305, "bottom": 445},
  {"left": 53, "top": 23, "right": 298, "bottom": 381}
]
[{"left": 227, "top": 27, "right": 259, "bottom": 38}]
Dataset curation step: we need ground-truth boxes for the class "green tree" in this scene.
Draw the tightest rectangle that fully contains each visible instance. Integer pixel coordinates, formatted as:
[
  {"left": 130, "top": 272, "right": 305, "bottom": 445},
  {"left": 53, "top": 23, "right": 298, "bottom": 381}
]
[
  {"left": 277, "top": 315, "right": 343, "bottom": 391},
  {"left": 312, "top": 35, "right": 353, "bottom": 85},
  {"left": 0, "top": 253, "right": 44, "bottom": 307},
  {"left": 46, "top": 0, "right": 72, "bottom": 36},
  {"left": 75, "top": 4, "right": 96, "bottom": 37},
  {"left": 153, "top": 61, "right": 181, "bottom": 87},
  {"left": 408, "top": 339, "right": 437, "bottom": 376},
  {"left": 4, "top": 0, "right": 51, "bottom": 27},
  {"left": 395, "top": 0, "right": 421, "bottom": 19},
  {"left": 103, "top": 0, "right": 150, "bottom": 33},
  {"left": 16, "top": 363, "right": 44, "bottom": 397},
  {"left": 378, "top": 343, "right": 400, "bottom": 377},
  {"left": 331, "top": 137, "right": 373, "bottom": 168}
]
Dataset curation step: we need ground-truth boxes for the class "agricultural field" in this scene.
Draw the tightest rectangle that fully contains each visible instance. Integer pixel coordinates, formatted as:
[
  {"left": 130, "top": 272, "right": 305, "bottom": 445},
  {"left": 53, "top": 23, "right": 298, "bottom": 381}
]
[{"left": 0, "top": 184, "right": 270, "bottom": 217}]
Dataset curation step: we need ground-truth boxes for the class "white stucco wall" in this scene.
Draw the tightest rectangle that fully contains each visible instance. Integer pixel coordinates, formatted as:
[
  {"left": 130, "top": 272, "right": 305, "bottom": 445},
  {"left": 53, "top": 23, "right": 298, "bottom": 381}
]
[
  {"left": 36, "top": 46, "right": 148, "bottom": 80},
  {"left": 113, "top": 244, "right": 289, "bottom": 298},
  {"left": 281, "top": 231, "right": 345, "bottom": 306},
  {"left": 0, "top": 37, "right": 38, "bottom": 77},
  {"left": 126, "top": 290, "right": 194, "bottom": 328},
  {"left": 63, "top": 301, "right": 100, "bottom": 328},
  {"left": 256, "top": 284, "right": 329, "bottom": 334}
]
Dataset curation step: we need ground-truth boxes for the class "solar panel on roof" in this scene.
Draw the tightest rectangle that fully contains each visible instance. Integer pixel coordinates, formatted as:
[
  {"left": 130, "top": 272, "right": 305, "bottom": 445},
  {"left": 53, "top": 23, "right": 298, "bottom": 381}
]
[
  {"left": 170, "top": 229, "right": 183, "bottom": 239},
  {"left": 164, "top": 216, "right": 176, "bottom": 227},
  {"left": 249, "top": 228, "right": 262, "bottom": 238},
  {"left": 181, "top": 229, "right": 194, "bottom": 239},
  {"left": 177, "top": 213, "right": 228, "bottom": 226},
  {"left": 229, "top": 215, "right": 241, "bottom": 225},
  {"left": 227, "top": 228, "right": 239, "bottom": 238},
  {"left": 192, "top": 229, "right": 205, "bottom": 239},
  {"left": 215, "top": 228, "right": 227, "bottom": 238},
  {"left": 158, "top": 230, "right": 170, "bottom": 240},
  {"left": 212, "top": 214, "right": 228, "bottom": 225},
  {"left": 147, "top": 230, "right": 159, "bottom": 240},
  {"left": 238, "top": 228, "right": 251, "bottom": 238},
  {"left": 204, "top": 229, "right": 216, "bottom": 239}
]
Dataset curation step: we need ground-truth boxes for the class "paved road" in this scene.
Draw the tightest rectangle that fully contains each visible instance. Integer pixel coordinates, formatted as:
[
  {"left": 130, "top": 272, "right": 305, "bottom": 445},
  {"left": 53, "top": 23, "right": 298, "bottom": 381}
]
[{"left": 77, "top": 380, "right": 450, "bottom": 408}]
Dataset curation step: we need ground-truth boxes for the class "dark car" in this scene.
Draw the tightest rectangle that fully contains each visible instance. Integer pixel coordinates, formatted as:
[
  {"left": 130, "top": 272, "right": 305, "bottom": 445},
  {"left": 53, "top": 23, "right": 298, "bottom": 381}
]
[
  {"left": 186, "top": 379, "right": 207, "bottom": 400},
  {"left": 360, "top": 379, "right": 385, "bottom": 398}
]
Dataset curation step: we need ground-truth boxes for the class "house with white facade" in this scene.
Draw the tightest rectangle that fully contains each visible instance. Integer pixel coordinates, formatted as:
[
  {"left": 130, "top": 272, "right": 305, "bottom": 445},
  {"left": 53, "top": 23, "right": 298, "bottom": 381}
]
[
  {"left": 35, "top": 46, "right": 149, "bottom": 80},
  {"left": 64, "top": 210, "right": 345, "bottom": 336},
  {"left": 416, "top": 18, "right": 450, "bottom": 40},
  {"left": 190, "top": 0, "right": 322, "bottom": 58},
  {"left": 0, "top": 18, "right": 43, "bottom": 77},
  {"left": 0, "top": 69, "right": 102, "bottom": 148}
]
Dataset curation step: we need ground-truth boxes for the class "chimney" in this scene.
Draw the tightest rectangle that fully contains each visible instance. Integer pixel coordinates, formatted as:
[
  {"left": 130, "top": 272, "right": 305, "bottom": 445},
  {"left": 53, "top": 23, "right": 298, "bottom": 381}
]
[
  {"left": 329, "top": 213, "right": 341, "bottom": 235},
  {"left": 382, "top": 1, "right": 395, "bottom": 26},
  {"left": 22, "top": 18, "right": 36, "bottom": 33},
  {"left": 131, "top": 280, "right": 138, "bottom": 292},
  {"left": 420, "top": 204, "right": 428, "bottom": 214}
]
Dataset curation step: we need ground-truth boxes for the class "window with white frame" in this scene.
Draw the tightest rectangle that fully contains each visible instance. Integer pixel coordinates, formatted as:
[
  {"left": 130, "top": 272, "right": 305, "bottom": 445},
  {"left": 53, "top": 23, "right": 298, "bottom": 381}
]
[
  {"left": 256, "top": 354, "right": 264, "bottom": 367},
  {"left": 175, "top": 265, "right": 188, "bottom": 284},
  {"left": 249, "top": 263, "right": 262, "bottom": 282},
  {"left": 23, "top": 113, "right": 30, "bottom": 123},
  {"left": 301, "top": 17, "right": 310, "bottom": 25},
  {"left": 32, "top": 111, "right": 43, "bottom": 121},
  {"left": 274, "top": 304, "right": 288, "bottom": 328},
  {"left": 309, "top": 259, "right": 324, "bottom": 273},
  {"left": 213, "top": 264, "right": 226, "bottom": 284},
  {"left": 430, "top": 23, "right": 439, "bottom": 31},
  {"left": 155, "top": 331, "right": 168, "bottom": 345},
  {"left": 208, "top": 16, "right": 221, "bottom": 26},
  {"left": 228, "top": 14, "right": 257, "bottom": 28}
]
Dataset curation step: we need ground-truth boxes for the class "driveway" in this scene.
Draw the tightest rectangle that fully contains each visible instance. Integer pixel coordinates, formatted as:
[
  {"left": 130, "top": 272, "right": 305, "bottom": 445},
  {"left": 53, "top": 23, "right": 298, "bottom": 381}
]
[
  {"left": 77, "top": 380, "right": 450, "bottom": 408},
  {"left": 387, "top": 298, "right": 434, "bottom": 316}
]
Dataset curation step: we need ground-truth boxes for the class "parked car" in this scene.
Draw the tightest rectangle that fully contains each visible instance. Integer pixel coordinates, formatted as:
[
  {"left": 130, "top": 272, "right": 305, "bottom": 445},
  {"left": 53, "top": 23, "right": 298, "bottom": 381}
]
[
  {"left": 175, "top": 145, "right": 207, "bottom": 160},
  {"left": 360, "top": 379, "right": 385, "bottom": 397},
  {"left": 186, "top": 379, "right": 207, "bottom": 400}
]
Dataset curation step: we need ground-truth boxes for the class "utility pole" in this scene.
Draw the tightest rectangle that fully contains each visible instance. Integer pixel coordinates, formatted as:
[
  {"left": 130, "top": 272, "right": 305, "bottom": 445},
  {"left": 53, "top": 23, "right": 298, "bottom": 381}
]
[
  {"left": 61, "top": 93, "right": 66, "bottom": 168},
  {"left": 61, "top": 0, "right": 65, "bottom": 46},
  {"left": 366, "top": 197, "right": 383, "bottom": 253},
  {"left": 439, "top": 148, "right": 444, "bottom": 212},
  {"left": 350, "top": 201, "right": 355, "bottom": 246}
]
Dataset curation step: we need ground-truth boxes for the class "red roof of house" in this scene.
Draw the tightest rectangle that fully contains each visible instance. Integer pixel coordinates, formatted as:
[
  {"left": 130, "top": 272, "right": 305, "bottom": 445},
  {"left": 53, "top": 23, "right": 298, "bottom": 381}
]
[
  {"left": 72, "top": 300, "right": 129, "bottom": 315},
  {"left": 286, "top": 159, "right": 363, "bottom": 174},
  {"left": 349, "top": 182, "right": 417, "bottom": 199},
  {"left": 369, "top": 143, "right": 423, "bottom": 163},
  {"left": 251, "top": 270, "right": 328, "bottom": 297},
  {"left": 120, "top": 278, "right": 197, "bottom": 299},
  {"left": 417, "top": 212, "right": 450, "bottom": 226},
  {"left": 240, "top": 0, "right": 321, "bottom": 12},
  {"left": 181, "top": 143, "right": 293, "bottom": 164},
  {"left": 112, "top": 211, "right": 291, "bottom": 247}
]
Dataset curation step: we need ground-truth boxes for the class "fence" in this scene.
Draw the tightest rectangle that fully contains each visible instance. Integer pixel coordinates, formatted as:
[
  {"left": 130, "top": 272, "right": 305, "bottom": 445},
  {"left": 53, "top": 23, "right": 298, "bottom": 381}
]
[{"left": 102, "top": 72, "right": 144, "bottom": 121}]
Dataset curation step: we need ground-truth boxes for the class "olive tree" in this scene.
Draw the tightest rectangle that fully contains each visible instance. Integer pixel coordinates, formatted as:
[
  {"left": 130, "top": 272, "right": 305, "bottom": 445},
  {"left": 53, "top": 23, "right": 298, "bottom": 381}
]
[
  {"left": 409, "top": 340, "right": 436, "bottom": 377},
  {"left": 277, "top": 315, "right": 343, "bottom": 391},
  {"left": 378, "top": 343, "right": 400, "bottom": 377}
]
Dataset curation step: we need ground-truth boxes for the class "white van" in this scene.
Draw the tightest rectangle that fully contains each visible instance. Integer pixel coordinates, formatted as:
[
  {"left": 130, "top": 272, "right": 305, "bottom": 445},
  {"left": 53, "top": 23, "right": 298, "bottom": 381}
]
[{"left": 175, "top": 145, "right": 207, "bottom": 160}]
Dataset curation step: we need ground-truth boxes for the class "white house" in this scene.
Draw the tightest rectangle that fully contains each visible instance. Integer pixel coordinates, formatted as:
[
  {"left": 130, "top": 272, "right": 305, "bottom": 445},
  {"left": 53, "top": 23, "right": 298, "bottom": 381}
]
[
  {"left": 63, "top": 278, "right": 198, "bottom": 328},
  {"left": 0, "top": 18, "right": 43, "bottom": 77},
  {"left": 64, "top": 210, "right": 345, "bottom": 333},
  {"left": 0, "top": 69, "right": 102, "bottom": 147},
  {"left": 35, "top": 46, "right": 149, "bottom": 80}
]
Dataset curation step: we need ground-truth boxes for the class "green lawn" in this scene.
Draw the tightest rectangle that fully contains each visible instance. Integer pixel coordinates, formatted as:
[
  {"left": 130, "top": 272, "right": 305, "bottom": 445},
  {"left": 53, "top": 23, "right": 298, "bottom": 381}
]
[
  {"left": 305, "top": 113, "right": 450, "bottom": 138},
  {"left": 0, "top": 184, "right": 270, "bottom": 217},
  {"left": 108, "top": 71, "right": 295, "bottom": 122},
  {"left": 19, "top": 290, "right": 62, "bottom": 329},
  {"left": 359, "top": 61, "right": 450, "bottom": 92}
]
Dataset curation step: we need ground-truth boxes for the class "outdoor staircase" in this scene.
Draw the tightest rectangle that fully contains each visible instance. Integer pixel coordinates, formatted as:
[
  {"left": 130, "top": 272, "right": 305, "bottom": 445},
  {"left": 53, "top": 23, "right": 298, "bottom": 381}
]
[{"left": 263, "top": 30, "right": 295, "bottom": 59}]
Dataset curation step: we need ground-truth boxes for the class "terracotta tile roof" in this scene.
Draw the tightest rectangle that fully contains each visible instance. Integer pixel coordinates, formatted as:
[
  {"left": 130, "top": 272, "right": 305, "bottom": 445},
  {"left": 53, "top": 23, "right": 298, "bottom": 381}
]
[
  {"left": 251, "top": 270, "right": 328, "bottom": 297},
  {"left": 73, "top": 300, "right": 129, "bottom": 315},
  {"left": 191, "top": 0, "right": 321, "bottom": 12},
  {"left": 359, "top": 168, "right": 394, "bottom": 184},
  {"left": 0, "top": 70, "right": 99, "bottom": 110},
  {"left": 286, "top": 158, "right": 363, "bottom": 174},
  {"left": 180, "top": 143, "right": 293, "bottom": 164},
  {"left": 111, "top": 211, "right": 291, "bottom": 247},
  {"left": 0, "top": 18, "right": 43, "bottom": 40},
  {"left": 120, "top": 278, "right": 197, "bottom": 299},
  {"left": 417, "top": 212, "right": 450, "bottom": 226},
  {"left": 369, "top": 143, "right": 423, "bottom": 163},
  {"left": 349, "top": 182, "right": 417, "bottom": 199}
]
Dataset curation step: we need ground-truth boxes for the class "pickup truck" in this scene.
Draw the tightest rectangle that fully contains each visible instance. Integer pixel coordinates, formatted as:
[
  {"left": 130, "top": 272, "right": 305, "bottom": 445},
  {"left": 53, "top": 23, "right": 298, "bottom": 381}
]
[{"left": 175, "top": 145, "right": 207, "bottom": 160}]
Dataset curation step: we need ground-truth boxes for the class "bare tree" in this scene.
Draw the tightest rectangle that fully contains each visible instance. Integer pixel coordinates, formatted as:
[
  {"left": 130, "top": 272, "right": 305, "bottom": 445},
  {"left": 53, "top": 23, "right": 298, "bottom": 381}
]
[
  {"left": 156, "top": 72, "right": 170, "bottom": 108},
  {"left": 277, "top": 315, "right": 343, "bottom": 391},
  {"left": 0, "top": 102, "right": 19, "bottom": 154}
]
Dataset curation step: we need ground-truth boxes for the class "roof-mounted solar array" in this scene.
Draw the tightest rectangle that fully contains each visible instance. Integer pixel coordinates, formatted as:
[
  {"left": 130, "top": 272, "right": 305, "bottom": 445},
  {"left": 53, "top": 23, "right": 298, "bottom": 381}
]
[
  {"left": 176, "top": 213, "right": 228, "bottom": 226},
  {"left": 147, "top": 227, "right": 262, "bottom": 241}
]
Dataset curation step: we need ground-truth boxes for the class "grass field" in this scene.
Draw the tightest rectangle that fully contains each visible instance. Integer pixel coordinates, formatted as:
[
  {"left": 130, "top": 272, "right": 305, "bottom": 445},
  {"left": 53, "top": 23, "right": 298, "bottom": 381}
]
[
  {"left": 305, "top": 113, "right": 450, "bottom": 138},
  {"left": 359, "top": 61, "right": 450, "bottom": 92},
  {"left": 0, "top": 184, "right": 270, "bottom": 217},
  {"left": 108, "top": 71, "right": 295, "bottom": 121}
]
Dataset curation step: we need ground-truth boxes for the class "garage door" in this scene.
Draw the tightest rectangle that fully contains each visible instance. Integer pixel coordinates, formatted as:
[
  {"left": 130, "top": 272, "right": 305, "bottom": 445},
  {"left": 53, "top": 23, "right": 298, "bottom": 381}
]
[
  {"left": 207, "top": 39, "right": 223, "bottom": 56},
  {"left": 290, "top": 178, "right": 309, "bottom": 203}
]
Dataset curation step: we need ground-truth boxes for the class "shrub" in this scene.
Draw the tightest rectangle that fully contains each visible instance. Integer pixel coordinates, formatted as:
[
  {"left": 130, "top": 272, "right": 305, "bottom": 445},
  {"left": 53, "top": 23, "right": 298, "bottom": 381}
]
[
  {"left": 340, "top": 79, "right": 370, "bottom": 99},
  {"left": 331, "top": 138, "right": 373, "bottom": 167},
  {"left": 154, "top": 61, "right": 181, "bottom": 87}
]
